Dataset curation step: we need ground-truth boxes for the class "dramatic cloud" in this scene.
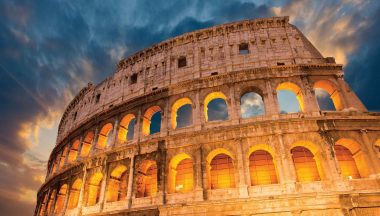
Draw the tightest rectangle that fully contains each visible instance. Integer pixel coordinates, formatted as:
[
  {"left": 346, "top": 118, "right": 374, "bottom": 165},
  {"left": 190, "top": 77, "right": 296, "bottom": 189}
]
[
  {"left": 0, "top": 0, "right": 379, "bottom": 215},
  {"left": 241, "top": 92, "right": 265, "bottom": 118}
]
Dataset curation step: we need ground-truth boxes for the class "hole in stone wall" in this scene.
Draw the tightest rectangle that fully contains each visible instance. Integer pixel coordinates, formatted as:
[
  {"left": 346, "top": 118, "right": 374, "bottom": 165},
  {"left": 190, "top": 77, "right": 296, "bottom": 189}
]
[
  {"left": 178, "top": 56, "right": 187, "bottom": 68},
  {"left": 239, "top": 43, "right": 249, "bottom": 55}
]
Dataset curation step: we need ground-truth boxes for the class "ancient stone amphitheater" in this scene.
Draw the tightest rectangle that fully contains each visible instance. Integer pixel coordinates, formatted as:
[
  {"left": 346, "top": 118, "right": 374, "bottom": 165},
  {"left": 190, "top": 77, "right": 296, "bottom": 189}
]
[{"left": 35, "top": 16, "right": 380, "bottom": 216}]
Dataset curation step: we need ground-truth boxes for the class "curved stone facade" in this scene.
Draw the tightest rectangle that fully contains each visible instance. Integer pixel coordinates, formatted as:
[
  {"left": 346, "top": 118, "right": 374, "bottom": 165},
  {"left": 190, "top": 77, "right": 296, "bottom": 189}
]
[{"left": 35, "top": 16, "right": 380, "bottom": 216}]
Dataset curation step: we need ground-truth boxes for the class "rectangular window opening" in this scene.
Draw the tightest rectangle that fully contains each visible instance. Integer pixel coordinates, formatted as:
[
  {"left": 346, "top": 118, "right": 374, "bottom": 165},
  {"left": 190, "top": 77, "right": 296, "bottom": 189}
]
[
  {"left": 239, "top": 43, "right": 249, "bottom": 55},
  {"left": 95, "top": 94, "right": 101, "bottom": 103},
  {"left": 178, "top": 56, "right": 187, "bottom": 68},
  {"left": 130, "top": 74, "right": 138, "bottom": 84}
]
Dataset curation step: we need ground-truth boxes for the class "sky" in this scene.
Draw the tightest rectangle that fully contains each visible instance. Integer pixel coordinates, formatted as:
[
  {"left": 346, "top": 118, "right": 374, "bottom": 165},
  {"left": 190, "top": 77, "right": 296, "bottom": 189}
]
[{"left": 1, "top": 0, "right": 380, "bottom": 215}]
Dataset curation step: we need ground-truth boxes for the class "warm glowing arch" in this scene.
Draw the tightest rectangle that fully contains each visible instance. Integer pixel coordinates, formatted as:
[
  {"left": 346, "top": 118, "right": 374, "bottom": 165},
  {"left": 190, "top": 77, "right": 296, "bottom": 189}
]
[
  {"left": 106, "top": 165, "right": 129, "bottom": 202},
  {"left": 249, "top": 150, "right": 278, "bottom": 185},
  {"left": 247, "top": 144, "right": 276, "bottom": 159},
  {"left": 204, "top": 92, "right": 228, "bottom": 122},
  {"left": 168, "top": 153, "right": 194, "bottom": 193},
  {"left": 54, "top": 184, "right": 68, "bottom": 214},
  {"left": 314, "top": 80, "right": 343, "bottom": 110},
  {"left": 81, "top": 131, "right": 94, "bottom": 157},
  {"left": 206, "top": 148, "right": 236, "bottom": 189},
  {"left": 68, "top": 139, "right": 80, "bottom": 163},
  {"left": 334, "top": 145, "right": 361, "bottom": 179},
  {"left": 118, "top": 114, "right": 136, "bottom": 143},
  {"left": 67, "top": 178, "right": 82, "bottom": 209},
  {"left": 142, "top": 106, "right": 162, "bottom": 136},
  {"left": 291, "top": 146, "right": 321, "bottom": 182},
  {"left": 276, "top": 82, "right": 305, "bottom": 112},
  {"left": 136, "top": 160, "right": 158, "bottom": 198},
  {"left": 97, "top": 123, "right": 113, "bottom": 149},
  {"left": 87, "top": 172, "right": 103, "bottom": 206},
  {"left": 171, "top": 98, "right": 193, "bottom": 129},
  {"left": 336, "top": 138, "right": 369, "bottom": 178}
]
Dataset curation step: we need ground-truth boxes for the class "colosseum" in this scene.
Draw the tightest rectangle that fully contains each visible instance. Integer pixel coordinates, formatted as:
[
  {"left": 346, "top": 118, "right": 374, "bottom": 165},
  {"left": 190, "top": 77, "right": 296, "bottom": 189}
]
[{"left": 35, "top": 16, "right": 380, "bottom": 216}]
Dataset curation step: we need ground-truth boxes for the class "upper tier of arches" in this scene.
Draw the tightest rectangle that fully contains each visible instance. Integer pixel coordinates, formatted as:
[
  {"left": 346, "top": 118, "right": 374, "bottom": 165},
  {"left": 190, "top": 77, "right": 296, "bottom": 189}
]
[{"left": 57, "top": 16, "right": 337, "bottom": 143}]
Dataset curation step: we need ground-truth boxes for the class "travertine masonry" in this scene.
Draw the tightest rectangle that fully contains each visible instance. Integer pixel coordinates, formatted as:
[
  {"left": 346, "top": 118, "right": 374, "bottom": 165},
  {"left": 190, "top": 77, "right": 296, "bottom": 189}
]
[{"left": 35, "top": 16, "right": 380, "bottom": 216}]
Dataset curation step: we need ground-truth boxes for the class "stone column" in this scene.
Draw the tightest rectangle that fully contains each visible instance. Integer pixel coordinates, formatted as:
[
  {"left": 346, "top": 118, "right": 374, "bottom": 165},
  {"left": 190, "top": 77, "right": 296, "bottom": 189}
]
[
  {"left": 48, "top": 185, "right": 59, "bottom": 216},
  {"left": 318, "top": 132, "right": 343, "bottom": 180},
  {"left": 77, "top": 167, "right": 87, "bottom": 214},
  {"left": 157, "top": 140, "right": 167, "bottom": 205},
  {"left": 160, "top": 99, "right": 170, "bottom": 138},
  {"left": 193, "top": 90, "right": 202, "bottom": 131},
  {"left": 360, "top": 129, "right": 380, "bottom": 176},
  {"left": 300, "top": 76, "right": 319, "bottom": 113},
  {"left": 63, "top": 142, "right": 72, "bottom": 166},
  {"left": 55, "top": 151, "right": 63, "bottom": 172},
  {"left": 76, "top": 135, "right": 85, "bottom": 160},
  {"left": 98, "top": 159, "right": 109, "bottom": 212},
  {"left": 40, "top": 189, "right": 50, "bottom": 216},
  {"left": 90, "top": 126, "right": 100, "bottom": 153},
  {"left": 200, "top": 146, "right": 208, "bottom": 200},
  {"left": 126, "top": 156, "right": 135, "bottom": 208},
  {"left": 229, "top": 84, "right": 240, "bottom": 124},
  {"left": 235, "top": 139, "right": 249, "bottom": 198},
  {"left": 194, "top": 146, "right": 204, "bottom": 201},
  {"left": 336, "top": 76, "right": 367, "bottom": 111},
  {"left": 109, "top": 117, "right": 119, "bottom": 148},
  {"left": 135, "top": 107, "right": 142, "bottom": 142},
  {"left": 276, "top": 134, "right": 296, "bottom": 183},
  {"left": 264, "top": 79, "right": 279, "bottom": 115}
]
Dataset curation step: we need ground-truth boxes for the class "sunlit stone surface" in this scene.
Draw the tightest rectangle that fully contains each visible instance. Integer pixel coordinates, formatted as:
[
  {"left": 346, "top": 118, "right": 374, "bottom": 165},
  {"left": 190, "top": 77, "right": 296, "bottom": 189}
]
[{"left": 35, "top": 16, "right": 380, "bottom": 216}]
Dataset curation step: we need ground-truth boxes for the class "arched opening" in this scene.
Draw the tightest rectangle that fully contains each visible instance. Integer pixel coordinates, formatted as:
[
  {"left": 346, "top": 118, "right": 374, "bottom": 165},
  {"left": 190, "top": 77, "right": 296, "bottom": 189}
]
[
  {"left": 208, "top": 152, "right": 235, "bottom": 189},
  {"left": 276, "top": 82, "right": 304, "bottom": 113},
  {"left": 54, "top": 184, "right": 68, "bottom": 214},
  {"left": 97, "top": 123, "right": 113, "bottom": 149},
  {"left": 168, "top": 153, "right": 194, "bottom": 193},
  {"left": 240, "top": 92, "right": 265, "bottom": 118},
  {"left": 136, "top": 161, "right": 157, "bottom": 198},
  {"left": 80, "top": 131, "right": 94, "bottom": 157},
  {"left": 68, "top": 139, "right": 80, "bottom": 163},
  {"left": 59, "top": 147, "right": 68, "bottom": 168},
  {"left": 118, "top": 114, "right": 136, "bottom": 143},
  {"left": 171, "top": 98, "right": 193, "bottom": 129},
  {"left": 67, "top": 178, "right": 82, "bottom": 209},
  {"left": 86, "top": 172, "right": 103, "bottom": 206},
  {"left": 336, "top": 138, "right": 370, "bottom": 178},
  {"left": 249, "top": 150, "right": 278, "bottom": 185},
  {"left": 106, "top": 165, "right": 129, "bottom": 202},
  {"left": 314, "top": 80, "right": 342, "bottom": 111},
  {"left": 291, "top": 146, "right": 320, "bottom": 182},
  {"left": 46, "top": 190, "right": 56, "bottom": 215},
  {"left": 334, "top": 145, "right": 361, "bottom": 179},
  {"left": 142, "top": 106, "right": 162, "bottom": 136},
  {"left": 204, "top": 92, "right": 229, "bottom": 122}
]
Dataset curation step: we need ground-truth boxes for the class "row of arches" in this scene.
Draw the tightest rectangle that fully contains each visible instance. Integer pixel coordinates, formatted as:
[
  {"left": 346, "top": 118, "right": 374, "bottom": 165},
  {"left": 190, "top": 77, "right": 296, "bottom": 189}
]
[
  {"left": 49, "top": 79, "right": 346, "bottom": 176},
  {"left": 41, "top": 137, "right": 371, "bottom": 215}
]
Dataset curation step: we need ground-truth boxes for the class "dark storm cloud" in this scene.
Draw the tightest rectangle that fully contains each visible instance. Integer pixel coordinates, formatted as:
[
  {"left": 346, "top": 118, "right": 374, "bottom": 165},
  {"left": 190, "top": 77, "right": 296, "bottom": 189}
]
[
  {"left": 0, "top": 1, "right": 272, "bottom": 215},
  {"left": 345, "top": 7, "right": 380, "bottom": 111}
]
